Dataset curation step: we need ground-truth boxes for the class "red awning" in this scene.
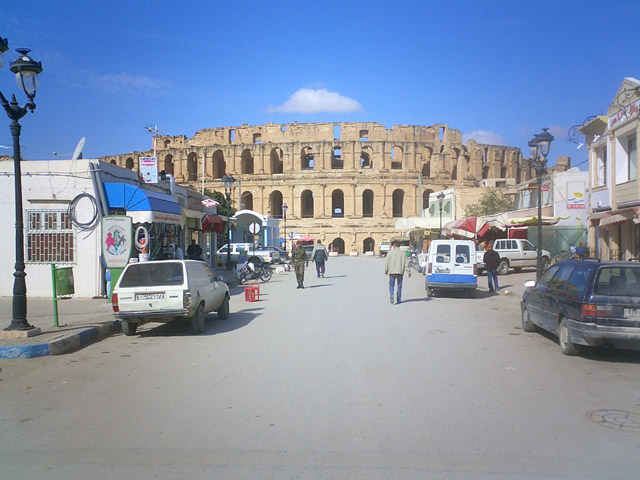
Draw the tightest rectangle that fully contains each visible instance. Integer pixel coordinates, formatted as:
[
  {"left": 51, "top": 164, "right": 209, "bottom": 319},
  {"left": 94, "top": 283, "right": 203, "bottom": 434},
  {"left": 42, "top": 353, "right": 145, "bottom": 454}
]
[{"left": 201, "top": 214, "right": 224, "bottom": 233}]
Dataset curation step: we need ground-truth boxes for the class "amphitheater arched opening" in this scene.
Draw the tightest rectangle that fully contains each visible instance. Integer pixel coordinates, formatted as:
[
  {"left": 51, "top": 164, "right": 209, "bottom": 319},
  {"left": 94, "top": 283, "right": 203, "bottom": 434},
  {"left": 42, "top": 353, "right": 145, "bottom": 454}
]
[
  {"left": 163, "top": 139, "right": 171, "bottom": 149},
  {"left": 363, "top": 237, "right": 375, "bottom": 253},
  {"left": 241, "top": 149, "right": 254, "bottom": 175},
  {"left": 110, "top": 159, "right": 116, "bottom": 165},
  {"left": 423, "top": 189, "right": 433, "bottom": 210},
  {"left": 241, "top": 191, "right": 254, "bottom": 211},
  {"left": 391, "top": 146, "right": 403, "bottom": 170},
  {"left": 331, "top": 147, "right": 343, "bottom": 169},
  {"left": 212, "top": 150, "right": 226, "bottom": 179},
  {"left": 421, "top": 162, "right": 430, "bottom": 177},
  {"left": 125, "top": 157, "right": 134, "bottom": 170},
  {"left": 332, "top": 189, "right": 344, "bottom": 218},
  {"left": 482, "top": 165, "right": 489, "bottom": 180},
  {"left": 301, "top": 147, "right": 314, "bottom": 170},
  {"left": 270, "top": 147, "right": 283, "bottom": 174},
  {"left": 362, "top": 189, "right": 374, "bottom": 217},
  {"left": 164, "top": 154, "right": 174, "bottom": 176},
  {"left": 187, "top": 152, "right": 198, "bottom": 181},
  {"left": 392, "top": 189, "right": 404, "bottom": 217},
  {"left": 269, "top": 191, "right": 284, "bottom": 218},
  {"left": 331, "top": 237, "right": 345, "bottom": 254},
  {"left": 301, "top": 190, "right": 314, "bottom": 218}
]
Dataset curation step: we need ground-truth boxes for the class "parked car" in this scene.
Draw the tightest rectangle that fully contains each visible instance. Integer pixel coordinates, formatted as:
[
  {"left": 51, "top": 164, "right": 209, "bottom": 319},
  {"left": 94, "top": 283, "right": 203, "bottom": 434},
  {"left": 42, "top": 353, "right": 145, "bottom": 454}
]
[
  {"left": 379, "top": 241, "right": 391, "bottom": 257},
  {"left": 111, "top": 260, "right": 230, "bottom": 336},
  {"left": 425, "top": 239, "right": 478, "bottom": 298},
  {"left": 254, "top": 246, "right": 282, "bottom": 263},
  {"left": 492, "top": 238, "right": 551, "bottom": 275},
  {"left": 521, "top": 259, "right": 640, "bottom": 355}
]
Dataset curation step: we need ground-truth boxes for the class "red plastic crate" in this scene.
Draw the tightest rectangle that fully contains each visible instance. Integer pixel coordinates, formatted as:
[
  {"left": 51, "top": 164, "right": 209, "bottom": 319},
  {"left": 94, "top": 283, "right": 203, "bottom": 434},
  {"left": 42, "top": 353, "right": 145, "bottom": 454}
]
[{"left": 244, "top": 286, "right": 259, "bottom": 302}]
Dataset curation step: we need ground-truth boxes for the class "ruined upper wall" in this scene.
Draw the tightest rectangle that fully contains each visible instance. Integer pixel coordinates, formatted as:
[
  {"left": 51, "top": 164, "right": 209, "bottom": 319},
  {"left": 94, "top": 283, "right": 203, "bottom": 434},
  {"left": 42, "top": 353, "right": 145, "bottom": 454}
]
[{"left": 161, "top": 122, "right": 462, "bottom": 148}]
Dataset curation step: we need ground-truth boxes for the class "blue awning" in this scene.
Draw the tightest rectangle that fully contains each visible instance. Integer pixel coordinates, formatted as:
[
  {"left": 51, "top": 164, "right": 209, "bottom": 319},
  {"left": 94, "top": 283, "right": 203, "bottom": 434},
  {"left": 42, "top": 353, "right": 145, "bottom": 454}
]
[{"left": 103, "top": 182, "right": 182, "bottom": 225}]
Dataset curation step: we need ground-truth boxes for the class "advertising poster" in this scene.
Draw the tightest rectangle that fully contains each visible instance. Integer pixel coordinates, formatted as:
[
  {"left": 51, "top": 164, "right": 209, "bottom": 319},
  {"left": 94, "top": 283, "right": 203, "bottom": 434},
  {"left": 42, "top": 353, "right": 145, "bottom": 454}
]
[
  {"left": 140, "top": 156, "right": 158, "bottom": 183},
  {"left": 102, "top": 215, "right": 133, "bottom": 268},
  {"left": 567, "top": 180, "right": 586, "bottom": 209}
]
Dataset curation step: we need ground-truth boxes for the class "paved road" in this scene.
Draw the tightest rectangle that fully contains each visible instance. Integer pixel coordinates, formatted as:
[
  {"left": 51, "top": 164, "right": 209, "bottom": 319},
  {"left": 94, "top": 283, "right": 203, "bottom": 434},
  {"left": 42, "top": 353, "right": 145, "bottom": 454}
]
[{"left": 1, "top": 256, "right": 639, "bottom": 479}]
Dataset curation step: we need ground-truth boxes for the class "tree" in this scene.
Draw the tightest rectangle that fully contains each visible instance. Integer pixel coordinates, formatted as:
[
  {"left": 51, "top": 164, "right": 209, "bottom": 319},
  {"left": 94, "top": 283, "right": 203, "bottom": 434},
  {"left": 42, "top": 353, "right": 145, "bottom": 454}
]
[
  {"left": 204, "top": 188, "right": 235, "bottom": 217},
  {"left": 465, "top": 189, "right": 514, "bottom": 217}
]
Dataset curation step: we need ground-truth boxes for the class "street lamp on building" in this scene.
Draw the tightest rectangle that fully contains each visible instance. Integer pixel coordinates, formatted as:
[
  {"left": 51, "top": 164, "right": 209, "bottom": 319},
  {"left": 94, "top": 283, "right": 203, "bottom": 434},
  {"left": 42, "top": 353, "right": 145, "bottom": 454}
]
[
  {"left": 221, "top": 174, "right": 236, "bottom": 270},
  {"left": 528, "top": 128, "right": 554, "bottom": 280},
  {"left": 437, "top": 191, "right": 445, "bottom": 237},
  {"left": 282, "top": 203, "right": 288, "bottom": 253},
  {"left": 1, "top": 40, "right": 42, "bottom": 331}
]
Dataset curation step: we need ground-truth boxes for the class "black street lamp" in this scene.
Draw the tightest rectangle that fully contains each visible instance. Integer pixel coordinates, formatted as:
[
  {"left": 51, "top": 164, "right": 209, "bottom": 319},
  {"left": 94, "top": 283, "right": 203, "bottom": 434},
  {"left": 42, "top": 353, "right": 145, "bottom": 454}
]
[
  {"left": 221, "top": 174, "right": 236, "bottom": 271},
  {"left": 282, "top": 203, "right": 288, "bottom": 253},
  {"left": 528, "top": 128, "right": 554, "bottom": 280},
  {"left": 1, "top": 40, "right": 42, "bottom": 331},
  {"left": 437, "top": 191, "right": 445, "bottom": 237}
]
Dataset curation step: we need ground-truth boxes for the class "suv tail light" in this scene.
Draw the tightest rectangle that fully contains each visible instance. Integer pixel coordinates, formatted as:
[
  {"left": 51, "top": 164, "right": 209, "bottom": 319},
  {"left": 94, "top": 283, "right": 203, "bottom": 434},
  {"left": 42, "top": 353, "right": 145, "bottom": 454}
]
[
  {"left": 183, "top": 289, "right": 192, "bottom": 309},
  {"left": 111, "top": 293, "right": 119, "bottom": 313},
  {"left": 581, "top": 304, "right": 615, "bottom": 318}
]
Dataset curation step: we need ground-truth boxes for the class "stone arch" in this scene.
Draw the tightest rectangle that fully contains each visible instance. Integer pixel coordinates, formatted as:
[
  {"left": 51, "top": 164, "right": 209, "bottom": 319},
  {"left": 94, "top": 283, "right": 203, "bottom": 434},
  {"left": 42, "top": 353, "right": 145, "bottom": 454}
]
[
  {"left": 163, "top": 139, "right": 171, "bottom": 148},
  {"left": 241, "top": 191, "right": 254, "bottom": 211},
  {"left": 164, "top": 154, "right": 174, "bottom": 175},
  {"left": 362, "top": 189, "right": 374, "bottom": 217},
  {"left": 363, "top": 237, "right": 375, "bottom": 253},
  {"left": 301, "top": 189, "right": 314, "bottom": 218},
  {"left": 391, "top": 146, "right": 403, "bottom": 169},
  {"left": 125, "top": 157, "right": 134, "bottom": 170},
  {"left": 331, "top": 237, "right": 345, "bottom": 254},
  {"left": 423, "top": 189, "right": 433, "bottom": 210},
  {"left": 482, "top": 165, "right": 490, "bottom": 180},
  {"left": 241, "top": 149, "right": 254, "bottom": 174},
  {"left": 360, "top": 146, "right": 373, "bottom": 168},
  {"left": 392, "top": 189, "right": 404, "bottom": 217},
  {"left": 332, "top": 189, "right": 344, "bottom": 218},
  {"left": 212, "top": 150, "right": 225, "bottom": 179},
  {"left": 301, "top": 147, "right": 314, "bottom": 170},
  {"left": 270, "top": 147, "right": 283, "bottom": 174},
  {"left": 269, "top": 190, "right": 284, "bottom": 218},
  {"left": 187, "top": 152, "right": 198, "bottom": 181},
  {"left": 110, "top": 159, "right": 116, "bottom": 165},
  {"left": 331, "top": 146, "right": 343, "bottom": 169}
]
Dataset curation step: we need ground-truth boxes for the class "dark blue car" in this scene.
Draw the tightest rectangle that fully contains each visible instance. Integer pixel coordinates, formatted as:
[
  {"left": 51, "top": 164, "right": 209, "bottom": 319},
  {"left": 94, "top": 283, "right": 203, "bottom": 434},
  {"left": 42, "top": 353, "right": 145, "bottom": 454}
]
[{"left": 521, "top": 259, "right": 640, "bottom": 355}]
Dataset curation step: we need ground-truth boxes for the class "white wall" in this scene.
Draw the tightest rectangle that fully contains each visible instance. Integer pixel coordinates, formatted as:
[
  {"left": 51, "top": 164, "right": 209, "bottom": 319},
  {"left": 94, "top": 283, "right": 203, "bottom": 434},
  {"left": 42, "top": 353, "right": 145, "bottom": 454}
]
[{"left": 0, "top": 159, "right": 102, "bottom": 297}]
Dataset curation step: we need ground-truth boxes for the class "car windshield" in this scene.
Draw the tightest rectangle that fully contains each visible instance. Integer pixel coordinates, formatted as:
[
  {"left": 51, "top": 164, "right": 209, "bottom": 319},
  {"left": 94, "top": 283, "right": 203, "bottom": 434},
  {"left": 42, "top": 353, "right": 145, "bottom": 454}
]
[
  {"left": 119, "top": 262, "right": 184, "bottom": 287},
  {"left": 593, "top": 266, "right": 640, "bottom": 296}
]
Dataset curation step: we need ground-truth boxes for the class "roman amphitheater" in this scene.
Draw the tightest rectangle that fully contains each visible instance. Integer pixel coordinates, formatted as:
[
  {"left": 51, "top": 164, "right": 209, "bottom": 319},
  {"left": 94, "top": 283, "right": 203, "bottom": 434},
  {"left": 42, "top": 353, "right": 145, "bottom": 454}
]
[{"left": 100, "top": 121, "right": 539, "bottom": 253}]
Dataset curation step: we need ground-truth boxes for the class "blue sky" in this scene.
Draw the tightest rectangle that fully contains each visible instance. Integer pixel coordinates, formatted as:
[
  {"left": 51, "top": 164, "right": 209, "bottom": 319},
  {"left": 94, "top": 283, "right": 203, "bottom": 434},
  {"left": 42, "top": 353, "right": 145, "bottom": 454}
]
[{"left": 2, "top": 0, "right": 639, "bottom": 169}]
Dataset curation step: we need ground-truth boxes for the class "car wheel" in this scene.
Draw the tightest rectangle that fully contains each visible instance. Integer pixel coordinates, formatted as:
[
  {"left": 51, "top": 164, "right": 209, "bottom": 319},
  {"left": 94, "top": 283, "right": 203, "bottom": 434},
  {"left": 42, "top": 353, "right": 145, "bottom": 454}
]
[
  {"left": 497, "top": 260, "right": 509, "bottom": 275},
  {"left": 521, "top": 307, "right": 536, "bottom": 332},
  {"left": 218, "top": 295, "right": 230, "bottom": 320},
  {"left": 121, "top": 321, "right": 137, "bottom": 336},
  {"left": 190, "top": 303, "right": 206, "bottom": 334},
  {"left": 558, "top": 318, "right": 578, "bottom": 356}
]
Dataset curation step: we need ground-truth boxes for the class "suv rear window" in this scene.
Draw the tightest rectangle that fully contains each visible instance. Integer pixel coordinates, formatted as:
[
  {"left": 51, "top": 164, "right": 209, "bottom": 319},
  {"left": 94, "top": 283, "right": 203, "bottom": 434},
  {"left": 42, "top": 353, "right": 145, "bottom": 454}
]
[
  {"left": 593, "top": 266, "right": 640, "bottom": 296},
  {"left": 119, "top": 262, "right": 184, "bottom": 287}
]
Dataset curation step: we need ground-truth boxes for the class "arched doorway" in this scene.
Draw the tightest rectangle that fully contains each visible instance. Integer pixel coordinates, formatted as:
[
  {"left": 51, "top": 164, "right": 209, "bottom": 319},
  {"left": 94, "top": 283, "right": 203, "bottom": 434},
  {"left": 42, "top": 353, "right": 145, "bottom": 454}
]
[
  {"left": 212, "top": 150, "right": 225, "bottom": 179},
  {"left": 187, "top": 152, "right": 198, "bottom": 181},
  {"left": 164, "top": 154, "right": 174, "bottom": 176},
  {"left": 301, "top": 190, "right": 314, "bottom": 218},
  {"left": 241, "top": 191, "right": 253, "bottom": 211},
  {"left": 269, "top": 190, "right": 284, "bottom": 218},
  {"left": 270, "top": 147, "right": 283, "bottom": 174},
  {"left": 392, "top": 189, "right": 404, "bottom": 217},
  {"left": 125, "top": 157, "right": 134, "bottom": 170},
  {"left": 241, "top": 149, "right": 254, "bottom": 174},
  {"left": 332, "top": 189, "right": 344, "bottom": 217},
  {"left": 362, "top": 189, "right": 374, "bottom": 217},
  {"left": 331, "top": 237, "right": 345, "bottom": 254},
  {"left": 363, "top": 237, "right": 375, "bottom": 253}
]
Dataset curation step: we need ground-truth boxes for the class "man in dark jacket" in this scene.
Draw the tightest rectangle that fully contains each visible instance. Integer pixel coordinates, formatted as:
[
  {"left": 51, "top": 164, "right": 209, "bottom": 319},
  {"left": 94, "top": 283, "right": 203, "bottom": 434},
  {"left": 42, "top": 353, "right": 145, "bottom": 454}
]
[
  {"left": 311, "top": 240, "right": 329, "bottom": 278},
  {"left": 483, "top": 242, "right": 501, "bottom": 292}
]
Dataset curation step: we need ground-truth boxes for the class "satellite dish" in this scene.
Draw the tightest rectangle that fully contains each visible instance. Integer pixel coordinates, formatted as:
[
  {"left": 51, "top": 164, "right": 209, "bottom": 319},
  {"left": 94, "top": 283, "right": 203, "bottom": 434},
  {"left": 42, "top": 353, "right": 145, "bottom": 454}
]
[{"left": 71, "top": 137, "right": 85, "bottom": 161}]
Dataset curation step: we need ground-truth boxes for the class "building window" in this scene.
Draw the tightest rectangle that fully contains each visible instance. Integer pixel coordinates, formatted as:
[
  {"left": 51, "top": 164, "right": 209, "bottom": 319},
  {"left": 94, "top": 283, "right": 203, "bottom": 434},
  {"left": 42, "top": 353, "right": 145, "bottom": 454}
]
[
  {"left": 26, "top": 210, "right": 75, "bottom": 264},
  {"left": 596, "top": 145, "right": 607, "bottom": 187},
  {"left": 628, "top": 135, "right": 637, "bottom": 181}
]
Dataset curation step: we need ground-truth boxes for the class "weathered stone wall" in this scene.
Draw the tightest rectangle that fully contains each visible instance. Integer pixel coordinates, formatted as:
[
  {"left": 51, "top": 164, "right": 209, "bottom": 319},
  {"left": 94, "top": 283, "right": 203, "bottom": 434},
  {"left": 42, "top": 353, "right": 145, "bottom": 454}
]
[{"left": 99, "top": 122, "right": 531, "bottom": 253}]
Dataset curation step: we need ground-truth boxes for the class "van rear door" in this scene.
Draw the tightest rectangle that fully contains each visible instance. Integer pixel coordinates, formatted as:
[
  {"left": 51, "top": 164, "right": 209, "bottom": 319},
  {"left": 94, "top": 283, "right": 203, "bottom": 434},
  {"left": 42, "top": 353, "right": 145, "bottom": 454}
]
[{"left": 452, "top": 242, "right": 476, "bottom": 279}]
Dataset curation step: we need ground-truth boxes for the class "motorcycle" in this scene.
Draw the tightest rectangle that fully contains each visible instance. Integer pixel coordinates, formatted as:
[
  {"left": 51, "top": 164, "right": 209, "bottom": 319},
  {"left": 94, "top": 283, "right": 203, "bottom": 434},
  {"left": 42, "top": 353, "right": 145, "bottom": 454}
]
[{"left": 238, "top": 259, "right": 273, "bottom": 284}]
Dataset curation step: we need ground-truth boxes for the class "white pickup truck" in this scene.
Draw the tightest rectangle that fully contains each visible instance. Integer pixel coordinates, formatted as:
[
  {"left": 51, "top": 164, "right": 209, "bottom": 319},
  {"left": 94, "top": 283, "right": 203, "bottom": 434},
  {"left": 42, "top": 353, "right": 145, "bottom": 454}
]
[{"left": 482, "top": 238, "right": 550, "bottom": 275}]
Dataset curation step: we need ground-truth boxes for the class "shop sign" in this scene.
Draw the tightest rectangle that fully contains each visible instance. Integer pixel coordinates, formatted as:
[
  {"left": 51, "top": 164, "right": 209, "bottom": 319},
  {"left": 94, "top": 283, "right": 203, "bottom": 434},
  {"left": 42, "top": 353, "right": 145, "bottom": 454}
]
[
  {"left": 140, "top": 157, "right": 158, "bottom": 183},
  {"left": 102, "top": 215, "right": 133, "bottom": 268}
]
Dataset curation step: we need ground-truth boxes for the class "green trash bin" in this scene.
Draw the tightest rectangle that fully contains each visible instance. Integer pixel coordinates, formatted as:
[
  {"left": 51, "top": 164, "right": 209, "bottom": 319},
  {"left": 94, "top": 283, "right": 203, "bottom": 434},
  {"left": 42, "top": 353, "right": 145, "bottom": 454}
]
[{"left": 54, "top": 266, "right": 74, "bottom": 296}]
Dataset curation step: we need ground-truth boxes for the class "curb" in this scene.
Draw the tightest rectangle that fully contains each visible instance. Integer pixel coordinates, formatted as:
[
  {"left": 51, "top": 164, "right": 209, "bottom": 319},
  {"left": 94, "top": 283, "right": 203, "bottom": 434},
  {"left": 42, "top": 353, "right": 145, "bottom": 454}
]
[{"left": 0, "top": 321, "right": 121, "bottom": 359}]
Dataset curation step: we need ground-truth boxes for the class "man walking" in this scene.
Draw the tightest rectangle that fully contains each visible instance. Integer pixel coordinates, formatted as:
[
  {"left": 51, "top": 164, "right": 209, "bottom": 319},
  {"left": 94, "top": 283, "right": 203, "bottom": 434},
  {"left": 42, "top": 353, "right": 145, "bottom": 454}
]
[
  {"left": 292, "top": 241, "right": 309, "bottom": 289},
  {"left": 311, "top": 239, "right": 329, "bottom": 278},
  {"left": 187, "top": 239, "right": 202, "bottom": 260},
  {"left": 483, "top": 242, "right": 501, "bottom": 292},
  {"left": 385, "top": 240, "right": 411, "bottom": 304}
]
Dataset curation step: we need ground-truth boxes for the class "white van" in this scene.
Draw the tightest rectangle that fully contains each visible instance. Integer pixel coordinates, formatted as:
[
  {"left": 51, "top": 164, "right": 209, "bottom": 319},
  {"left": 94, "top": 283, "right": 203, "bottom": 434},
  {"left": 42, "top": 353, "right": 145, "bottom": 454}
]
[{"left": 425, "top": 239, "right": 478, "bottom": 298}]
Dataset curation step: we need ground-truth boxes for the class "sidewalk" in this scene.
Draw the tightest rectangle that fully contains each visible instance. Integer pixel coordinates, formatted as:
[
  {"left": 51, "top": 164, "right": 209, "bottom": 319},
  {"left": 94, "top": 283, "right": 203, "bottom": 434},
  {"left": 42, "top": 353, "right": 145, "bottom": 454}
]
[{"left": 0, "top": 268, "right": 239, "bottom": 359}]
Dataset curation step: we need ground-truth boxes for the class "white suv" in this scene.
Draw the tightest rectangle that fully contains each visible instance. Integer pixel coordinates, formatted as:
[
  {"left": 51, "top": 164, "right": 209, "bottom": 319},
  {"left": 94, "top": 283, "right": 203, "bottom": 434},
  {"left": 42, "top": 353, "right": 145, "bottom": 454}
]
[{"left": 112, "top": 260, "right": 230, "bottom": 336}]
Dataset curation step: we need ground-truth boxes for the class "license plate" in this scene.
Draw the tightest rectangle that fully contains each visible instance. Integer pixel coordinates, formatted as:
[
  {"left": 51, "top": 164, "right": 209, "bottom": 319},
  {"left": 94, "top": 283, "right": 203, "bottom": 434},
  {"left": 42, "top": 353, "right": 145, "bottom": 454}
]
[
  {"left": 136, "top": 292, "right": 164, "bottom": 301},
  {"left": 623, "top": 308, "right": 640, "bottom": 320}
]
